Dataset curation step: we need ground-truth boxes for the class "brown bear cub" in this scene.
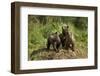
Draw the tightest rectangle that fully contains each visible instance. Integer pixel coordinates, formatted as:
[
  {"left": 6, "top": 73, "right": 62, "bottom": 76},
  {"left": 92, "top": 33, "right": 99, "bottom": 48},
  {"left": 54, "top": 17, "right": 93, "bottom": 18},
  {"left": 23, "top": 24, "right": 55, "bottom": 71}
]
[
  {"left": 47, "top": 32, "right": 61, "bottom": 52},
  {"left": 60, "top": 26, "right": 75, "bottom": 51}
]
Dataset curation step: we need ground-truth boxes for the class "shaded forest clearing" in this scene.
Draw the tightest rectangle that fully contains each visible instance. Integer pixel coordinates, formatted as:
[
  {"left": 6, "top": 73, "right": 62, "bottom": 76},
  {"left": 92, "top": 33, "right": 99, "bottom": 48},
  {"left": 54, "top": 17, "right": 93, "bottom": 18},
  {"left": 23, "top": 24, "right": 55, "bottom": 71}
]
[{"left": 29, "top": 48, "right": 87, "bottom": 60}]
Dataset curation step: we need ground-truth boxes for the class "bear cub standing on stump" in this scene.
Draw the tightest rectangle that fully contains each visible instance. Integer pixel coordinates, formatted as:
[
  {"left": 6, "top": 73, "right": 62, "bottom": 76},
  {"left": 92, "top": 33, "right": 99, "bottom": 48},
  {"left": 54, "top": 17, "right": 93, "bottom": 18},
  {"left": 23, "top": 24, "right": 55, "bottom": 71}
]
[
  {"left": 59, "top": 26, "right": 75, "bottom": 51},
  {"left": 47, "top": 32, "right": 61, "bottom": 52}
]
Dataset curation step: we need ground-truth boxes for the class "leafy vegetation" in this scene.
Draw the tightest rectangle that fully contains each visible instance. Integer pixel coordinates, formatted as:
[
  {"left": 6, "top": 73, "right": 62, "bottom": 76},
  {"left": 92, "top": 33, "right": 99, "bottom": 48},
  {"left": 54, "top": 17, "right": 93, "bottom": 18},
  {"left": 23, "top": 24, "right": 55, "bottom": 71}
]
[{"left": 28, "top": 15, "right": 88, "bottom": 60}]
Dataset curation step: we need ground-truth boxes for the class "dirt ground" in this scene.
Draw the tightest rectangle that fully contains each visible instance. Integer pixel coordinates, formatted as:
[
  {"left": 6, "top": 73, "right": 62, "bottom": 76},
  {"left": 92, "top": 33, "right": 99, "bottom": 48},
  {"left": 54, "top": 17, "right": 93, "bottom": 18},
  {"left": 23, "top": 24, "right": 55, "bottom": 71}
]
[{"left": 30, "top": 48, "right": 88, "bottom": 60}]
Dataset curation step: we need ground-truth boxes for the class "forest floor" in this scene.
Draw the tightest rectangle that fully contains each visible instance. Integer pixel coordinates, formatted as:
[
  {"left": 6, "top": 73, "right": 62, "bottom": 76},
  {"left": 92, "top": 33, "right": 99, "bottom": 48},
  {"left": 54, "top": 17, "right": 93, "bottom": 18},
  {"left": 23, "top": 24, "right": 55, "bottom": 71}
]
[{"left": 29, "top": 48, "right": 87, "bottom": 60}]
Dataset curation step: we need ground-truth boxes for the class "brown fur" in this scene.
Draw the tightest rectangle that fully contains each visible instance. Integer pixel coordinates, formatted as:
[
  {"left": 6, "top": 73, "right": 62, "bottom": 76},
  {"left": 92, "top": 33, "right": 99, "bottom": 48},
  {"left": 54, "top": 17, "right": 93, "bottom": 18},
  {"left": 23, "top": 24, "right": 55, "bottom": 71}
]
[
  {"left": 47, "top": 32, "right": 61, "bottom": 52},
  {"left": 60, "top": 26, "right": 75, "bottom": 51}
]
